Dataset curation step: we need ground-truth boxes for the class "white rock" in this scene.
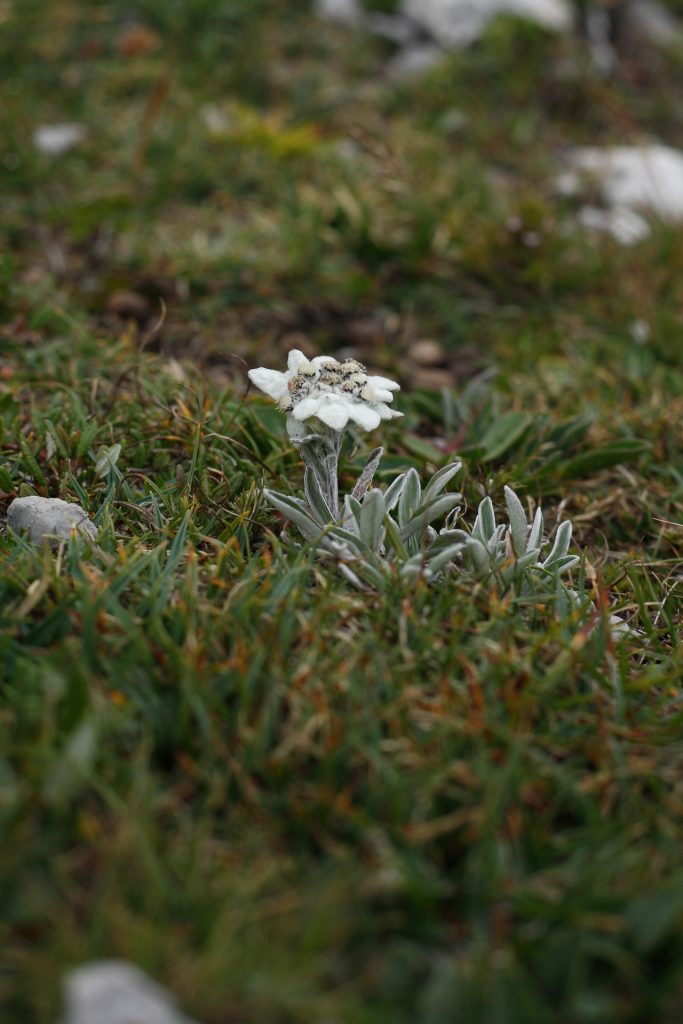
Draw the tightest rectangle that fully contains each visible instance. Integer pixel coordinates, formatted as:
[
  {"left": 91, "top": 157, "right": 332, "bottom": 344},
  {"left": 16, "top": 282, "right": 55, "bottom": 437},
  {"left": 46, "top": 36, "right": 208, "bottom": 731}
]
[
  {"left": 559, "top": 144, "right": 683, "bottom": 242},
  {"left": 577, "top": 205, "right": 651, "bottom": 245},
  {"left": 315, "top": 0, "right": 363, "bottom": 26},
  {"left": 365, "top": 10, "right": 418, "bottom": 44},
  {"left": 632, "top": 1, "right": 681, "bottom": 47},
  {"left": 7, "top": 497, "right": 98, "bottom": 544},
  {"left": 62, "top": 963, "right": 200, "bottom": 1024},
  {"left": 316, "top": 0, "right": 417, "bottom": 42},
  {"left": 388, "top": 43, "right": 445, "bottom": 78},
  {"left": 400, "top": 0, "right": 571, "bottom": 49},
  {"left": 33, "top": 123, "right": 86, "bottom": 156}
]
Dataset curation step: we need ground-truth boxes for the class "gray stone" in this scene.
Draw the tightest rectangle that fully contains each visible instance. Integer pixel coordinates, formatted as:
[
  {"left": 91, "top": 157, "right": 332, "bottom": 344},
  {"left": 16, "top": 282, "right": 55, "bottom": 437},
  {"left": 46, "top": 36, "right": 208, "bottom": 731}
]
[
  {"left": 315, "top": 0, "right": 418, "bottom": 43},
  {"left": 314, "top": 0, "right": 677, "bottom": 58},
  {"left": 388, "top": 43, "right": 445, "bottom": 78},
  {"left": 400, "top": 0, "right": 571, "bottom": 49},
  {"left": 61, "top": 962, "right": 200, "bottom": 1024},
  {"left": 365, "top": 11, "right": 418, "bottom": 45},
  {"left": 33, "top": 123, "right": 86, "bottom": 156},
  {"left": 576, "top": 205, "right": 650, "bottom": 245},
  {"left": 632, "top": 1, "right": 681, "bottom": 46},
  {"left": 7, "top": 496, "right": 98, "bottom": 544},
  {"left": 315, "top": 0, "right": 363, "bottom": 26},
  {"left": 557, "top": 144, "right": 683, "bottom": 243}
]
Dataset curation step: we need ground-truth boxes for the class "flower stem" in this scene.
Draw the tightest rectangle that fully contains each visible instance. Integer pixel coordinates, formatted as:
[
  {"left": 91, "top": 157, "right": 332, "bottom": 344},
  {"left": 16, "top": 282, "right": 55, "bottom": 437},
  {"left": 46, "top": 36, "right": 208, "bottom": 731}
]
[{"left": 293, "top": 427, "right": 343, "bottom": 523}]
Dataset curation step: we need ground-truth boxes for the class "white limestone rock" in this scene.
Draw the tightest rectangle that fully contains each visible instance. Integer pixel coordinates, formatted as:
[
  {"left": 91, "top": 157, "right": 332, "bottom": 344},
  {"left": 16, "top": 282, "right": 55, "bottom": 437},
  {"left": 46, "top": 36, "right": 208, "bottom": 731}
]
[
  {"left": 558, "top": 144, "right": 683, "bottom": 243},
  {"left": 388, "top": 43, "right": 445, "bottom": 78},
  {"left": 315, "top": 0, "right": 417, "bottom": 42},
  {"left": 61, "top": 962, "right": 200, "bottom": 1024},
  {"left": 576, "top": 206, "right": 650, "bottom": 245},
  {"left": 400, "top": 0, "right": 571, "bottom": 49},
  {"left": 33, "top": 123, "right": 86, "bottom": 156},
  {"left": 7, "top": 496, "right": 98, "bottom": 544},
  {"left": 315, "top": 0, "right": 679, "bottom": 58},
  {"left": 632, "top": 1, "right": 682, "bottom": 47},
  {"left": 315, "top": 0, "right": 363, "bottom": 26}
]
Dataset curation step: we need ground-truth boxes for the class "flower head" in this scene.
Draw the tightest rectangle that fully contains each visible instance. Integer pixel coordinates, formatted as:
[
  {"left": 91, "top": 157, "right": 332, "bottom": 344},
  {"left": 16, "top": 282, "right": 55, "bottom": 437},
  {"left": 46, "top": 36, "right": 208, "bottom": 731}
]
[{"left": 248, "top": 349, "right": 402, "bottom": 432}]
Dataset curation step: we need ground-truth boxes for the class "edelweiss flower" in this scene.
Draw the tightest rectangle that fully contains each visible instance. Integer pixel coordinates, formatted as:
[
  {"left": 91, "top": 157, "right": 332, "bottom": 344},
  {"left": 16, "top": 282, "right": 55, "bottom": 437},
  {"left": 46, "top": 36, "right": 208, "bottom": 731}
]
[{"left": 248, "top": 349, "right": 402, "bottom": 432}]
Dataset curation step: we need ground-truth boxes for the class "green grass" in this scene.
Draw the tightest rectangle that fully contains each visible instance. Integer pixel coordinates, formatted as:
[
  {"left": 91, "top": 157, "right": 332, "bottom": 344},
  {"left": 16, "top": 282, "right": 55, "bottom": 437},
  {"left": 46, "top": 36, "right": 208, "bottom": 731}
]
[{"left": 1, "top": 2, "right": 683, "bottom": 1022}]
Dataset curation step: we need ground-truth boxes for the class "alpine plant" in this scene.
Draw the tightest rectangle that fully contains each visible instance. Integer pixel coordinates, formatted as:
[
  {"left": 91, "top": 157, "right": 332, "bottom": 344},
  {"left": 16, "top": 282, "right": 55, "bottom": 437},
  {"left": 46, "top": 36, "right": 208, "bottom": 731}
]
[{"left": 249, "top": 349, "right": 631, "bottom": 632}]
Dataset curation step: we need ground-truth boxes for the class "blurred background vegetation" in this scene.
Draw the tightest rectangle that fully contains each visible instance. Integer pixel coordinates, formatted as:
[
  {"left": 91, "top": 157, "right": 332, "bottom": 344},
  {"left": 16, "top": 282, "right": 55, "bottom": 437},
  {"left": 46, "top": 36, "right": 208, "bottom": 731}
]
[{"left": 1, "top": 2, "right": 683, "bottom": 1022}]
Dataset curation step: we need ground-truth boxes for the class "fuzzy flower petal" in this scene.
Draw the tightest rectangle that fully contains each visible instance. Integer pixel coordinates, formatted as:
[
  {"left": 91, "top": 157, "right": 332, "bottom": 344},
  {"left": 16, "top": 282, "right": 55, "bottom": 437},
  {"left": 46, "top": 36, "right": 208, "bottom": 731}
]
[
  {"left": 377, "top": 404, "right": 403, "bottom": 420},
  {"left": 291, "top": 396, "right": 324, "bottom": 421},
  {"left": 367, "top": 375, "right": 400, "bottom": 392},
  {"left": 248, "top": 367, "right": 289, "bottom": 401},
  {"left": 286, "top": 415, "right": 308, "bottom": 438},
  {"left": 317, "top": 398, "right": 350, "bottom": 430},
  {"left": 248, "top": 349, "right": 401, "bottom": 434},
  {"left": 348, "top": 403, "right": 382, "bottom": 430},
  {"left": 372, "top": 388, "right": 395, "bottom": 404},
  {"left": 287, "top": 350, "right": 309, "bottom": 373}
]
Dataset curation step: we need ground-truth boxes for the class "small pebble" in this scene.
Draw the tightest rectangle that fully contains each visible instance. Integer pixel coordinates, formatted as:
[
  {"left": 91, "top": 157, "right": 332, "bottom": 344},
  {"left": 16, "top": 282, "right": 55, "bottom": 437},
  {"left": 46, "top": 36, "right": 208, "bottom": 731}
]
[
  {"left": 33, "top": 123, "right": 86, "bottom": 156},
  {"left": 61, "top": 961, "right": 200, "bottom": 1024},
  {"left": 410, "top": 339, "right": 446, "bottom": 367},
  {"left": 7, "top": 497, "right": 98, "bottom": 544}
]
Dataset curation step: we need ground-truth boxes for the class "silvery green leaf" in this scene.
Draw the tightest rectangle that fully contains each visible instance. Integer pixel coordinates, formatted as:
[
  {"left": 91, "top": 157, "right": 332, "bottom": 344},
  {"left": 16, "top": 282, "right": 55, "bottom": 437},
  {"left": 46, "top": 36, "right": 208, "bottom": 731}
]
[
  {"left": 342, "top": 495, "right": 360, "bottom": 534},
  {"left": 527, "top": 506, "right": 544, "bottom": 553},
  {"left": 291, "top": 495, "right": 317, "bottom": 518},
  {"left": 504, "top": 486, "right": 528, "bottom": 557},
  {"left": 359, "top": 488, "right": 385, "bottom": 552},
  {"left": 400, "top": 554, "right": 429, "bottom": 581},
  {"left": 473, "top": 496, "right": 496, "bottom": 543},
  {"left": 488, "top": 524, "right": 507, "bottom": 556},
  {"left": 264, "top": 489, "right": 322, "bottom": 542},
  {"left": 304, "top": 467, "right": 333, "bottom": 526},
  {"left": 352, "top": 446, "right": 383, "bottom": 501},
  {"left": 444, "top": 507, "right": 461, "bottom": 531},
  {"left": 516, "top": 547, "right": 541, "bottom": 571},
  {"left": 320, "top": 536, "right": 355, "bottom": 559},
  {"left": 327, "top": 525, "right": 372, "bottom": 555},
  {"left": 398, "top": 468, "right": 421, "bottom": 528},
  {"left": 556, "top": 582, "right": 572, "bottom": 619},
  {"left": 356, "top": 559, "right": 388, "bottom": 591},
  {"left": 425, "top": 542, "right": 464, "bottom": 574},
  {"left": 383, "top": 473, "right": 407, "bottom": 513},
  {"left": 500, "top": 547, "right": 541, "bottom": 584},
  {"left": 337, "top": 562, "right": 366, "bottom": 590},
  {"left": 463, "top": 537, "right": 491, "bottom": 573},
  {"left": 427, "top": 528, "right": 470, "bottom": 553},
  {"left": 401, "top": 494, "right": 462, "bottom": 542},
  {"left": 546, "top": 553, "right": 580, "bottom": 575},
  {"left": 422, "top": 461, "right": 462, "bottom": 504},
  {"left": 384, "top": 514, "right": 408, "bottom": 559},
  {"left": 346, "top": 495, "right": 363, "bottom": 531},
  {"left": 414, "top": 492, "right": 462, "bottom": 519},
  {"left": 562, "top": 586, "right": 584, "bottom": 613},
  {"left": 95, "top": 443, "right": 122, "bottom": 478},
  {"left": 543, "top": 520, "right": 573, "bottom": 567}
]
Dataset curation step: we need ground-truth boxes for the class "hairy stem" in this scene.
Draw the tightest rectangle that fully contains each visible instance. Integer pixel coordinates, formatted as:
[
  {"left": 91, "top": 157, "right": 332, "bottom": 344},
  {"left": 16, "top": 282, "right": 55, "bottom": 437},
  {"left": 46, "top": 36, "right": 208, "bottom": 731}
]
[{"left": 293, "top": 427, "right": 344, "bottom": 522}]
